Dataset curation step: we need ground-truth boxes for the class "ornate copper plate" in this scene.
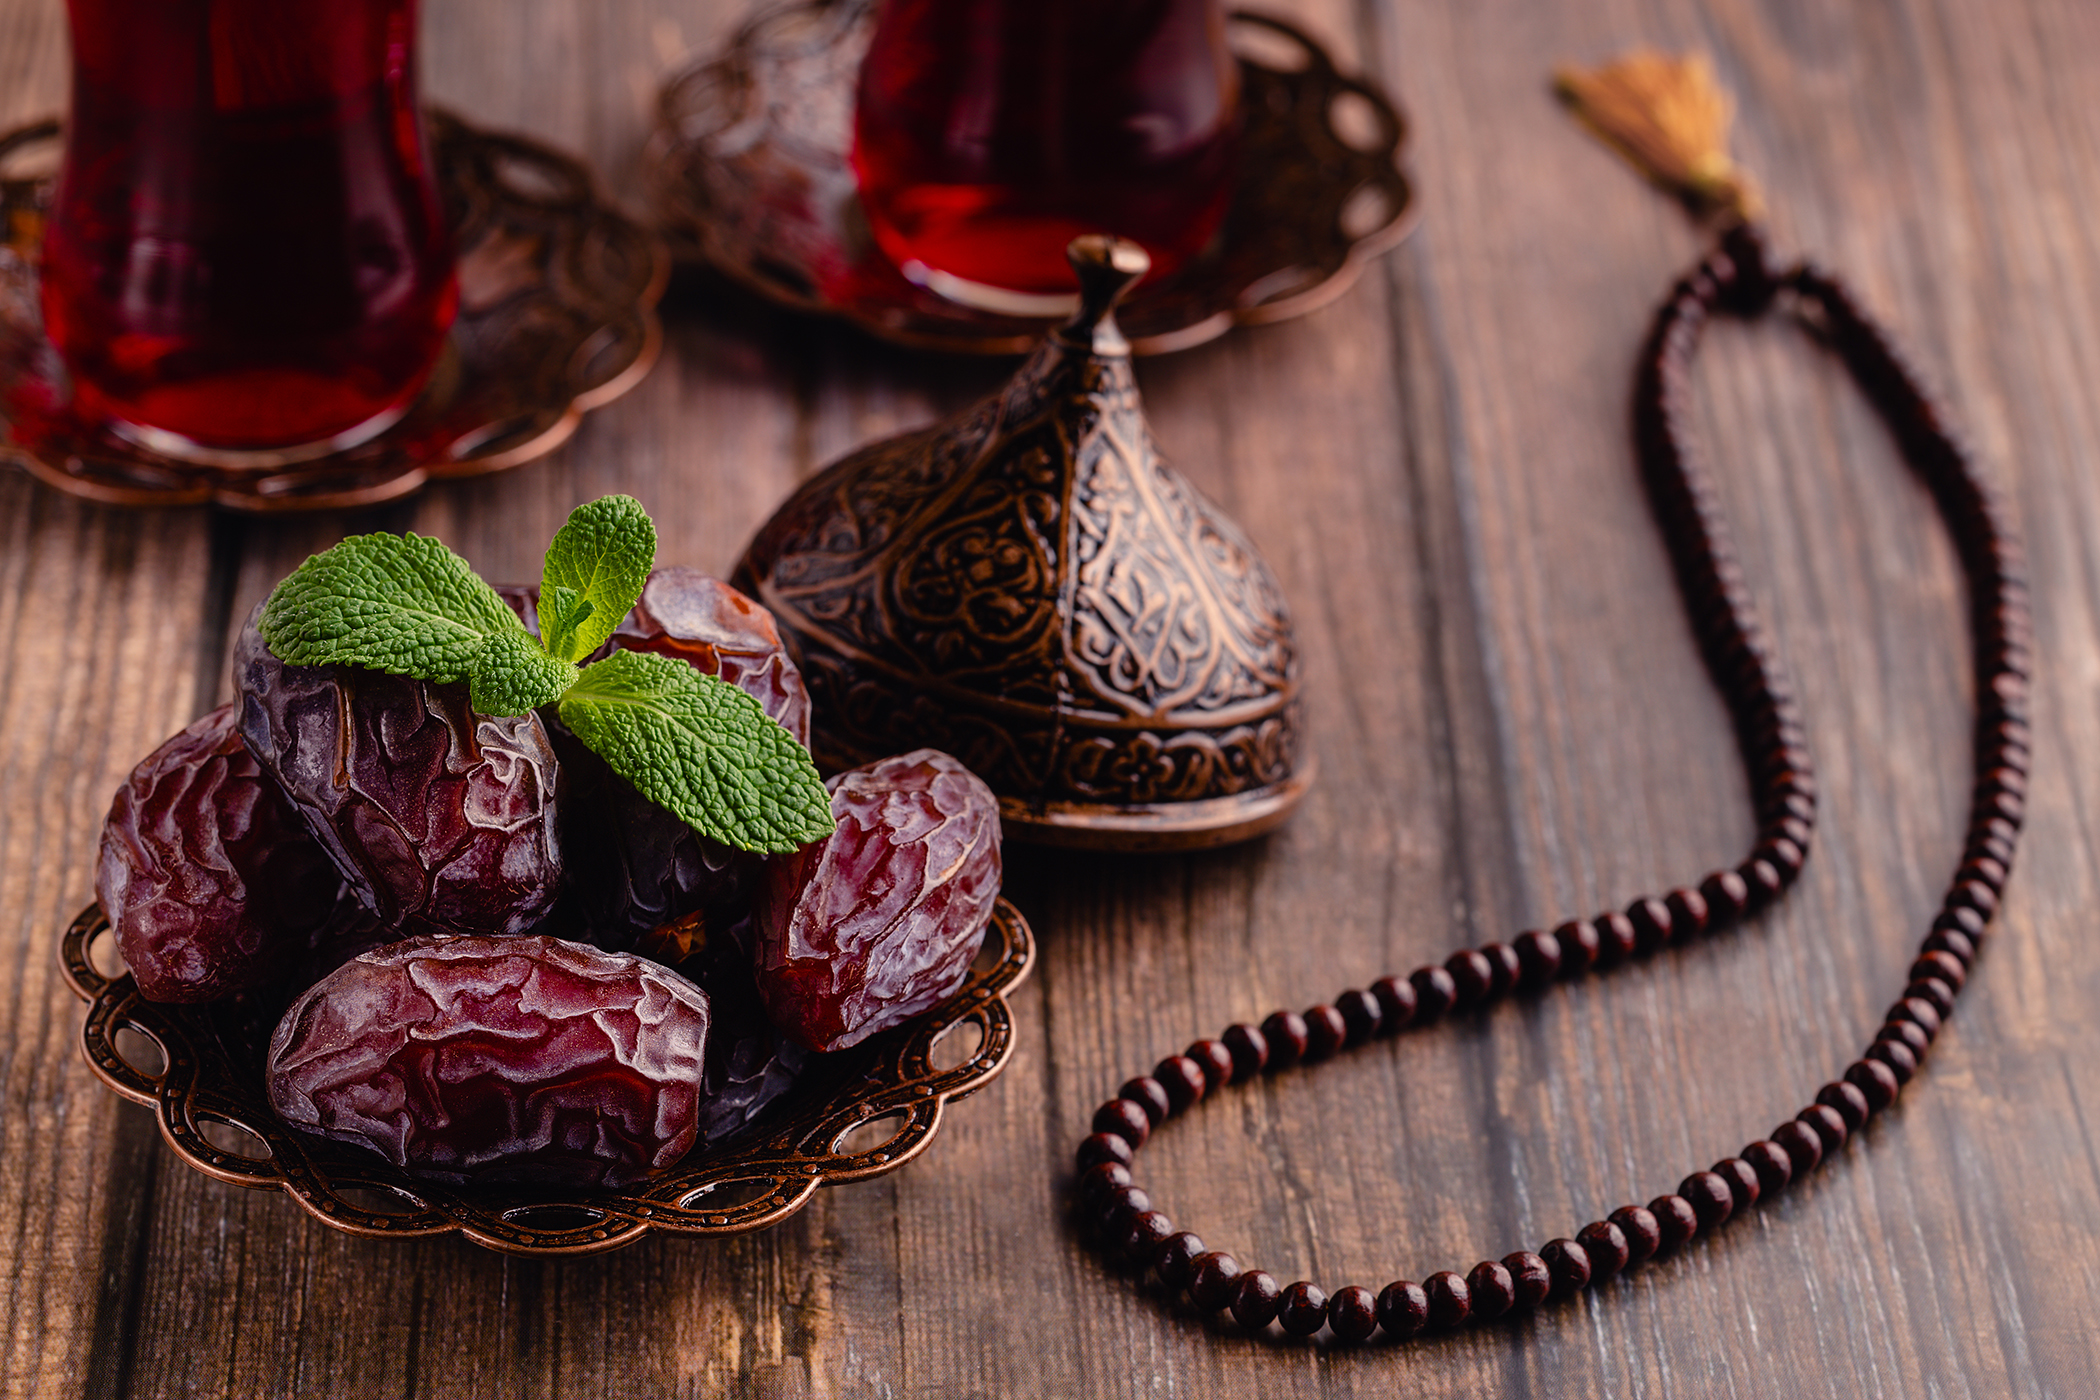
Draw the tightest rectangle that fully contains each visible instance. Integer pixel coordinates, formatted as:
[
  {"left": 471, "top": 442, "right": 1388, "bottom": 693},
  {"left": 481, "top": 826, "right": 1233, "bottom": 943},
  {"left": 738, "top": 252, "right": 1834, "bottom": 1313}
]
[
  {"left": 60, "top": 897, "right": 1033, "bottom": 1256},
  {"left": 647, "top": 1, "right": 1416, "bottom": 355},
  {"left": 0, "top": 110, "right": 667, "bottom": 513}
]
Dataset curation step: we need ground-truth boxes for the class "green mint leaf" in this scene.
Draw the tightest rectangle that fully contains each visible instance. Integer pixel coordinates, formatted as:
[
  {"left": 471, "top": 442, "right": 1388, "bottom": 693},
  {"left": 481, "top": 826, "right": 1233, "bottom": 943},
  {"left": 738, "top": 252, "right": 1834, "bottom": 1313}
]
[
  {"left": 470, "top": 627, "right": 579, "bottom": 716},
  {"left": 259, "top": 531, "right": 527, "bottom": 683},
  {"left": 540, "top": 584, "right": 595, "bottom": 659},
  {"left": 540, "top": 495, "right": 655, "bottom": 664},
  {"left": 559, "top": 649, "right": 834, "bottom": 853}
]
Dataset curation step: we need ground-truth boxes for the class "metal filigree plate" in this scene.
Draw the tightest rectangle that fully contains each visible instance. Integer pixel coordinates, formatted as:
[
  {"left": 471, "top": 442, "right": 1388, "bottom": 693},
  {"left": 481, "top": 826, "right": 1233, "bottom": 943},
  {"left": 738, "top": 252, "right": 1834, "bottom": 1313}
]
[
  {"left": 61, "top": 898, "right": 1033, "bottom": 1256},
  {"left": 0, "top": 109, "right": 667, "bottom": 513},
  {"left": 647, "top": 2, "right": 1416, "bottom": 355}
]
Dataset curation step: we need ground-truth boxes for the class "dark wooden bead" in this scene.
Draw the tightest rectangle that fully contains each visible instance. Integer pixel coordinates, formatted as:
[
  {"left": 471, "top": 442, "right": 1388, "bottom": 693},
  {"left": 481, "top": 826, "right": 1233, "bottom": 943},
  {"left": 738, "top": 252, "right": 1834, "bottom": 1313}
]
[
  {"left": 1974, "top": 791, "right": 2023, "bottom": 828},
  {"left": 1975, "top": 821, "right": 2018, "bottom": 864},
  {"left": 1327, "top": 1285, "right": 1379, "bottom": 1343},
  {"left": 1093, "top": 1097, "right": 1152, "bottom": 1148},
  {"left": 1302, "top": 1004, "right": 1348, "bottom": 1062},
  {"left": 1923, "top": 927, "right": 1977, "bottom": 966},
  {"left": 1115, "top": 1210, "right": 1174, "bottom": 1266},
  {"left": 1609, "top": 1205, "right": 1661, "bottom": 1263},
  {"left": 1866, "top": 1036, "right": 1918, "bottom": 1085},
  {"left": 1817, "top": 1080, "right": 1871, "bottom": 1131},
  {"left": 1446, "top": 949, "right": 1495, "bottom": 1011},
  {"left": 1118, "top": 1076, "right": 1171, "bottom": 1126},
  {"left": 1466, "top": 1261, "right": 1515, "bottom": 1322},
  {"left": 1424, "top": 1270, "right": 1472, "bottom": 1329},
  {"left": 1593, "top": 911, "right": 1638, "bottom": 967},
  {"left": 1576, "top": 1220, "right": 1630, "bottom": 1281},
  {"left": 1627, "top": 897, "right": 1673, "bottom": 954},
  {"left": 1846, "top": 1057, "right": 1901, "bottom": 1113},
  {"left": 1154, "top": 1231, "right": 1207, "bottom": 1290},
  {"left": 1771, "top": 1120, "right": 1823, "bottom": 1176},
  {"left": 1740, "top": 858, "right": 1785, "bottom": 909},
  {"left": 1503, "top": 1251, "right": 1552, "bottom": 1310},
  {"left": 1907, "top": 976, "right": 1957, "bottom": 1018},
  {"left": 1540, "top": 1238, "right": 1592, "bottom": 1297},
  {"left": 1100, "top": 1184, "right": 1151, "bottom": 1231},
  {"left": 1878, "top": 1017, "right": 1931, "bottom": 1061},
  {"left": 1741, "top": 1139, "right": 1795, "bottom": 1195},
  {"left": 1960, "top": 856, "right": 2008, "bottom": 893},
  {"left": 1665, "top": 886, "right": 1711, "bottom": 940},
  {"left": 1079, "top": 1161, "right": 1133, "bottom": 1210},
  {"left": 1799, "top": 1102, "right": 1851, "bottom": 1154},
  {"left": 1230, "top": 1269, "right": 1283, "bottom": 1330},
  {"left": 1278, "top": 1280, "right": 1329, "bottom": 1337},
  {"left": 1185, "top": 1039, "right": 1236, "bottom": 1091},
  {"left": 1891, "top": 995, "right": 1944, "bottom": 1040},
  {"left": 1762, "top": 836, "right": 1806, "bottom": 878},
  {"left": 1481, "top": 942, "right": 1521, "bottom": 997},
  {"left": 1950, "top": 878, "right": 2000, "bottom": 918},
  {"left": 1553, "top": 919, "right": 1600, "bottom": 975},
  {"left": 1679, "top": 1170, "right": 1735, "bottom": 1228},
  {"left": 1335, "top": 989, "right": 1383, "bottom": 1045},
  {"left": 1188, "top": 1252, "right": 1243, "bottom": 1311},
  {"left": 1260, "top": 1010, "right": 1309, "bottom": 1070},
  {"left": 1376, "top": 1281, "right": 1429, "bottom": 1339},
  {"left": 1077, "top": 1132, "right": 1134, "bottom": 1172},
  {"left": 1699, "top": 870, "right": 1750, "bottom": 926},
  {"left": 1222, "top": 1023, "right": 1269, "bottom": 1080},
  {"left": 1410, "top": 965, "right": 1457, "bottom": 1021},
  {"left": 1153, "top": 1055, "right": 1208, "bottom": 1113},
  {"left": 1514, "top": 929, "right": 1563, "bottom": 988},
  {"left": 1775, "top": 814, "right": 1814, "bottom": 851},
  {"left": 1371, "top": 975, "right": 1418, "bottom": 1033},
  {"left": 1648, "top": 1195, "right": 1699, "bottom": 1254},
  {"left": 1711, "top": 1157, "right": 1762, "bottom": 1213},
  {"left": 1934, "top": 905, "right": 1987, "bottom": 942}
]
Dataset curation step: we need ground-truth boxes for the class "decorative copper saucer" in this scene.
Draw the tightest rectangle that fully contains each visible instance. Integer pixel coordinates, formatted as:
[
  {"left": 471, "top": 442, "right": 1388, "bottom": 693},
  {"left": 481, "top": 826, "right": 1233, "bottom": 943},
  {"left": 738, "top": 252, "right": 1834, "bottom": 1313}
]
[
  {"left": 60, "top": 898, "right": 1033, "bottom": 1256},
  {"left": 0, "top": 110, "right": 667, "bottom": 513},
  {"left": 647, "top": 2, "right": 1416, "bottom": 355}
]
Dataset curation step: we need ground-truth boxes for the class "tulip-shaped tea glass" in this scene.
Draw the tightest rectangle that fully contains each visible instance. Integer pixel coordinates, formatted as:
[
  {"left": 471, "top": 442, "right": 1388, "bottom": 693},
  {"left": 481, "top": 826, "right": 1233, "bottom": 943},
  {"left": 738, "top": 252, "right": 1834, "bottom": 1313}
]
[{"left": 41, "top": 0, "right": 458, "bottom": 465}]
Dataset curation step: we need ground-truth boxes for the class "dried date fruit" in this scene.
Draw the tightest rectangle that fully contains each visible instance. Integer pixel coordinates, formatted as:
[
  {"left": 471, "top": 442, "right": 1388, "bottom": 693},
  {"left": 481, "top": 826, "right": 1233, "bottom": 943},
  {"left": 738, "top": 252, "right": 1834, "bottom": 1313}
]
[
  {"left": 755, "top": 749, "right": 1001, "bottom": 1051},
  {"left": 96, "top": 703, "right": 342, "bottom": 1003},
  {"left": 639, "top": 912, "right": 808, "bottom": 1148},
  {"left": 266, "top": 934, "right": 711, "bottom": 1186},
  {"left": 234, "top": 611, "right": 563, "bottom": 938},
  {"left": 499, "top": 571, "right": 811, "bottom": 949},
  {"left": 605, "top": 566, "right": 813, "bottom": 745}
]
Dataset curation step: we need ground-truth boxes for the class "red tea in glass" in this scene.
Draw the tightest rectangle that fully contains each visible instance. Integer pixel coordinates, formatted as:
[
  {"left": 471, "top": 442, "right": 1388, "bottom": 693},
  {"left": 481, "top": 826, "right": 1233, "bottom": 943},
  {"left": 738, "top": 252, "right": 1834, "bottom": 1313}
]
[
  {"left": 41, "top": 0, "right": 457, "bottom": 462},
  {"left": 852, "top": 0, "right": 1239, "bottom": 307}
]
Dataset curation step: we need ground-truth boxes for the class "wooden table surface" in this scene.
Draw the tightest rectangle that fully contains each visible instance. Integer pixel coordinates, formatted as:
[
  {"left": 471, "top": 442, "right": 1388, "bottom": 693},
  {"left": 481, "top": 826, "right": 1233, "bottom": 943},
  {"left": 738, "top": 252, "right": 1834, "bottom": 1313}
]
[{"left": 6, "top": 0, "right": 2099, "bottom": 1395}]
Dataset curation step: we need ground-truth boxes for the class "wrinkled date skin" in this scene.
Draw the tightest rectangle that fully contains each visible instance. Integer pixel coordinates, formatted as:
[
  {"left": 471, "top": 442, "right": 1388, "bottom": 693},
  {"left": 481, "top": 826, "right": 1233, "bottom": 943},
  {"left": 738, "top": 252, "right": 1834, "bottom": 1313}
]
[
  {"left": 500, "top": 571, "right": 811, "bottom": 950},
  {"left": 234, "top": 614, "right": 563, "bottom": 939},
  {"left": 645, "top": 914, "right": 809, "bottom": 1148},
  {"left": 755, "top": 749, "right": 1001, "bottom": 1051},
  {"left": 96, "top": 704, "right": 342, "bottom": 1003},
  {"left": 267, "top": 935, "right": 711, "bottom": 1186}
]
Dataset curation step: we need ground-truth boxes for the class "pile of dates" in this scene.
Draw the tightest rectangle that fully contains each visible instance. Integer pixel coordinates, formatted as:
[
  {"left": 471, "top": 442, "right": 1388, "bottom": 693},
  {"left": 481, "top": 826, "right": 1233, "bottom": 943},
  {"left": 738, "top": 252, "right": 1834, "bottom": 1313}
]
[{"left": 97, "top": 569, "right": 1001, "bottom": 1187}]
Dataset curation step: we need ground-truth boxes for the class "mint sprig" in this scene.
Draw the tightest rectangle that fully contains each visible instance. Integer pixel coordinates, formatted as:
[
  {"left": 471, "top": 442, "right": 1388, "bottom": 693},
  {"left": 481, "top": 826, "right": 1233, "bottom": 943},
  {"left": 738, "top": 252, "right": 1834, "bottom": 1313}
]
[{"left": 256, "top": 496, "right": 834, "bottom": 854}]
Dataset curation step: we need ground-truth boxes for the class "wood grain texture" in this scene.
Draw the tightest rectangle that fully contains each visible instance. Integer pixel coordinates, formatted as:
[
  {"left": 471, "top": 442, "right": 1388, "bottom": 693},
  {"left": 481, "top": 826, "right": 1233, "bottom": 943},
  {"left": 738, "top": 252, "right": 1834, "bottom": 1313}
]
[{"left": 4, "top": 0, "right": 2099, "bottom": 1395}]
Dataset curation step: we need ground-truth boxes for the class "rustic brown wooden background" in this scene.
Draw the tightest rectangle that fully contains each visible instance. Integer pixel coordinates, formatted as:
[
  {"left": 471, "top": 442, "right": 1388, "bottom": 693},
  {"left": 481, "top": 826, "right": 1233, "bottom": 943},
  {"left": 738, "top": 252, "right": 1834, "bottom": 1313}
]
[{"left": 4, "top": 0, "right": 2098, "bottom": 1394}]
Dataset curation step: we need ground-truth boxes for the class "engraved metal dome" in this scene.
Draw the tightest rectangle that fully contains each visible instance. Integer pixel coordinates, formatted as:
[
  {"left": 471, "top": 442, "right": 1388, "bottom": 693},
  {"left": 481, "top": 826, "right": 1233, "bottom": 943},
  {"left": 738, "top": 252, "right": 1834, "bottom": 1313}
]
[{"left": 735, "top": 237, "right": 1310, "bottom": 850}]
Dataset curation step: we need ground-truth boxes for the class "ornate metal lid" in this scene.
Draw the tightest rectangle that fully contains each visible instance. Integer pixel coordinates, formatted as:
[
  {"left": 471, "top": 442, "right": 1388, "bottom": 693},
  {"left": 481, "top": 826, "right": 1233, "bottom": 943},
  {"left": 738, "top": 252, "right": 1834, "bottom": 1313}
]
[{"left": 735, "top": 237, "right": 1311, "bottom": 851}]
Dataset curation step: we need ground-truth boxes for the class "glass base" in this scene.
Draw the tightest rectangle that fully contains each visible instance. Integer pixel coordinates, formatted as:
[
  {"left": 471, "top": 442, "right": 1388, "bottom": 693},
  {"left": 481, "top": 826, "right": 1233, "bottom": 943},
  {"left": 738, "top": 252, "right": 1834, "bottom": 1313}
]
[
  {"left": 109, "top": 397, "right": 411, "bottom": 470},
  {"left": 898, "top": 260, "right": 1081, "bottom": 318}
]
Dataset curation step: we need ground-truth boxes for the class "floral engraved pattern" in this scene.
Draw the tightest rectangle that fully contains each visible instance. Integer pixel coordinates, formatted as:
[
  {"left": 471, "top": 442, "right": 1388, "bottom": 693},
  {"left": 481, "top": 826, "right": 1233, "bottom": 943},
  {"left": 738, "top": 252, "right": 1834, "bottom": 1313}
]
[{"left": 738, "top": 314, "right": 1302, "bottom": 818}]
